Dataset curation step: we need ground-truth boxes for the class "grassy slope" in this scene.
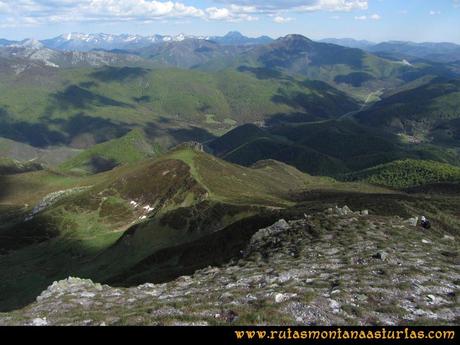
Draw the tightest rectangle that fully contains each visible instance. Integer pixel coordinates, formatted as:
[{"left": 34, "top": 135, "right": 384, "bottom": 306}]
[
  {"left": 342, "top": 159, "right": 460, "bottom": 189},
  {"left": 355, "top": 78, "right": 460, "bottom": 133},
  {"left": 209, "top": 119, "right": 460, "bottom": 176},
  {"left": 1, "top": 147, "right": 458, "bottom": 311},
  {"left": 58, "top": 129, "right": 161, "bottom": 174},
  {"left": 0, "top": 147, "right": 343, "bottom": 311},
  {"left": 229, "top": 37, "right": 414, "bottom": 101},
  {"left": 0, "top": 65, "right": 359, "bottom": 148}
]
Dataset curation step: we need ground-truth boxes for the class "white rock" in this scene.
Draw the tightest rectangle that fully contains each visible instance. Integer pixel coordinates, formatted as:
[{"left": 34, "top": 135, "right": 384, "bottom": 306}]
[
  {"left": 275, "top": 292, "right": 296, "bottom": 303},
  {"left": 407, "top": 217, "right": 419, "bottom": 227},
  {"left": 335, "top": 205, "right": 352, "bottom": 216},
  {"left": 31, "top": 317, "right": 48, "bottom": 326},
  {"left": 329, "top": 299, "right": 341, "bottom": 313}
]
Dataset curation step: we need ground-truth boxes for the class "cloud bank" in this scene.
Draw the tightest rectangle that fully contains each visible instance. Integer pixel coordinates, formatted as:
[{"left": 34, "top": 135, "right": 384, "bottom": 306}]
[{"left": 0, "top": 0, "right": 369, "bottom": 27}]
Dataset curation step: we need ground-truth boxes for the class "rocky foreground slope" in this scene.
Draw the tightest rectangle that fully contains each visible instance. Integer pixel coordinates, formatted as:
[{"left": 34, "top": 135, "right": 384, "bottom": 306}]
[{"left": 0, "top": 206, "right": 458, "bottom": 326}]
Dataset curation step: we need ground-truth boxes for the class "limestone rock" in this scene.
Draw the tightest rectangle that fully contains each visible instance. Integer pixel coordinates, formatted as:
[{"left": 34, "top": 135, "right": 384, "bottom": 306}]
[
  {"left": 335, "top": 205, "right": 352, "bottom": 216},
  {"left": 406, "top": 217, "right": 419, "bottom": 227}
]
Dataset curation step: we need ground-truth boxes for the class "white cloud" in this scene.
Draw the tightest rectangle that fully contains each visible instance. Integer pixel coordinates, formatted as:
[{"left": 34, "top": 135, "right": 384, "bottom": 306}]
[
  {"left": 0, "top": 0, "right": 370, "bottom": 27},
  {"left": 273, "top": 16, "right": 293, "bottom": 24},
  {"left": 0, "top": 0, "right": 265, "bottom": 25},
  {"left": 354, "top": 13, "right": 380, "bottom": 21},
  {"left": 215, "top": 0, "right": 368, "bottom": 12},
  {"left": 296, "top": 0, "right": 368, "bottom": 12},
  {"left": 205, "top": 5, "right": 258, "bottom": 21},
  {"left": 429, "top": 10, "right": 441, "bottom": 15}
]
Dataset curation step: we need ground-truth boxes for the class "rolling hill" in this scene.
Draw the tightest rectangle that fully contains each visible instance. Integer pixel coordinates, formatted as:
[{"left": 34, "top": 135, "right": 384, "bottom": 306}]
[
  {"left": 0, "top": 145, "right": 341, "bottom": 311},
  {"left": 58, "top": 129, "right": 161, "bottom": 174},
  {"left": 0, "top": 63, "right": 359, "bottom": 149},
  {"left": 208, "top": 119, "right": 460, "bottom": 176},
  {"left": 1, "top": 144, "right": 458, "bottom": 316},
  {"left": 342, "top": 159, "right": 460, "bottom": 189},
  {"left": 354, "top": 78, "right": 460, "bottom": 147}
]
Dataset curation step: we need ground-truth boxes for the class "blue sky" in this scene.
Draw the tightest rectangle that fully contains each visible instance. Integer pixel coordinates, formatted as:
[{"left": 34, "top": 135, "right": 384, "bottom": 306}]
[{"left": 0, "top": 0, "right": 459, "bottom": 43}]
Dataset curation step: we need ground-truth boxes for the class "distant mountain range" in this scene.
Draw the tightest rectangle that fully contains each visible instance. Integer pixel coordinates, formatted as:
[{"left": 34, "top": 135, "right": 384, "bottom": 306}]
[
  {"left": 319, "top": 38, "right": 460, "bottom": 63},
  {"left": 319, "top": 38, "right": 376, "bottom": 49},
  {"left": 366, "top": 41, "right": 460, "bottom": 63},
  {"left": 0, "top": 32, "right": 459, "bottom": 170},
  {"left": 1, "top": 33, "right": 458, "bottom": 64},
  {"left": 0, "top": 32, "right": 274, "bottom": 52}
]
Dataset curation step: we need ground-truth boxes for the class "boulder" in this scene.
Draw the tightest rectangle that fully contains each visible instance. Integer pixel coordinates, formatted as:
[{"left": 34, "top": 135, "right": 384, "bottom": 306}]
[
  {"left": 275, "top": 293, "right": 297, "bottom": 303},
  {"left": 248, "top": 219, "right": 290, "bottom": 248},
  {"left": 406, "top": 217, "right": 419, "bottom": 227},
  {"left": 335, "top": 205, "right": 352, "bottom": 216}
]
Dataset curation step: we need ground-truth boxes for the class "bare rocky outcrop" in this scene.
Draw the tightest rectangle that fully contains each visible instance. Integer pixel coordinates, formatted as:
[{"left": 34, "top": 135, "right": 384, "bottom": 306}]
[
  {"left": 0, "top": 208, "right": 458, "bottom": 326},
  {"left": 173, "top": 142, "right": 204, "bottom": 152}
]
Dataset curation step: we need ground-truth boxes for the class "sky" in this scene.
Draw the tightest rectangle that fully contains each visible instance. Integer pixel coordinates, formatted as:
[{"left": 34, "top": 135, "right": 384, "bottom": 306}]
[{"left": 0, "top": 0, "right": 459, "bottom": 43}]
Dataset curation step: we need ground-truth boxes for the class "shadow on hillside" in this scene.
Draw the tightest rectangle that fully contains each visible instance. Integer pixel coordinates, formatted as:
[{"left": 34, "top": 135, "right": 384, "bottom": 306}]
[
  {"left": 0, "top": 111, "right": 131, "bottom": 148},
  {"left": 89, "top": 156, "right": 120, "bottom": 173},
  {"left": 51, "top": 85, "right": 131, "bottom": 111},
  {"left": 334, "top": 72, "right": 376, "bottom": 87},
  {"left": 49, "top": 112, "right": 131, "bottom": 147},
  {"left": 90, "top": 66, "right": 150, "bottom": 82},
  {"left": 0, "top": 175, "right": 8, "bottom": 202},
  {"left": 271, "top": 91, "right": 336, "bottom": 119},
  {"left": 265, "top": 112, "right": 324, "bottom": 125},
  {"left": 133, "top": 95, "right": 151, "bottom": 103},
  {"left": 310, "top": 45, "right": 366, "bottom": 69},
  {"left": 237, "top": 66, "right": 284, "bottom": 80},
  {"left": 0, "top": 119, "right": 66, "bottom": 148},
  {"left": 144, "top": 122, "right": 216, "bottom": 146}
]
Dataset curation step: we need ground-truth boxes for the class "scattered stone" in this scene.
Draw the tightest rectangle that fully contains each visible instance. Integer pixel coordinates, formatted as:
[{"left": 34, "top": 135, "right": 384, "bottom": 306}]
[
  {"left": 1, "top": 208, "right": 458, "bottom": 326},
  {"left": 329, "top": 299, "right": 341, "bottom": 313},
  {"left": 361, "top": 210, "right": 369, "bottom": 216},
  {"left": 372, "top": 251, "right": 388, "bottom": 261},
  {"left": 406, "top": 217, "right": 419, "bottom": 227},
  {"left": 275, "top": 293, "right": 297, "bottom": 303},
  {"left": 335, "top": 205, "right": 352, "bottom": 216}
]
